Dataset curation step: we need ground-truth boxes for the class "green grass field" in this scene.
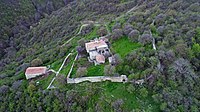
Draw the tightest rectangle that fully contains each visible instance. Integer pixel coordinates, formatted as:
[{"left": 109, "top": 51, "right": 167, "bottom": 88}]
[
  {"left": 59, "top": 53, "right": 77, "bottom": 76},
  {"left": 36, "top": 73, "right": 55, "bottom": 89},
  {"left": 70, "top": 59, "right": 105, "bottom": 77},
  {"left": 112, "top": 37, "right": 142, "bottom": 58},
  {"left": 51, "top": 60, "right": 62, "bottom": 71},
  {"left": 84, "top": 26, "right": 99, "bottom": 40},
  {"left": 87, "top": 64, "right": 105, "bottom": 76},
  {"left": 67, "top": 81, "right": 159, "bottom": 111}
]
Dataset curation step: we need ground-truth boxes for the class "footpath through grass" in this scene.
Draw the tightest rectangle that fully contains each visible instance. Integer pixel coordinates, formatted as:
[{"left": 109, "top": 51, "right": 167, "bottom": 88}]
[
  {"left": 59, "top": 53, "right": 77, "bottom": 76},
  {"left": 36, "top": 73, "right": 55, "bottom": 89}
]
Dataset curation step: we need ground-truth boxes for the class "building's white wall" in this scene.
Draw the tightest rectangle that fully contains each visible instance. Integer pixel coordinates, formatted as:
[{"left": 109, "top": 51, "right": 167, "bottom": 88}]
[
  {"left": 89, "top": 51, "right": 98, "bottom": 60},
  {"left": 25, "top": 73, "right": 43, "bottom": 79}
]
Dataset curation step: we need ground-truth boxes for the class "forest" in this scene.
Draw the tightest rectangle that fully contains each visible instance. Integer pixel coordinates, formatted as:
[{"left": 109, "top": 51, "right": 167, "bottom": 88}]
[{"left": 0, "top": 0, "right": 200, "bottom": 112}]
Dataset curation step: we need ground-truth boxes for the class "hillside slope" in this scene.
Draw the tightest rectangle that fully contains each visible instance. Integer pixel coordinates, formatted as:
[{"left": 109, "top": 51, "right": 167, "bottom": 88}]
[{"left": 0, "top": 0, "right": 200, "bottom": 112}]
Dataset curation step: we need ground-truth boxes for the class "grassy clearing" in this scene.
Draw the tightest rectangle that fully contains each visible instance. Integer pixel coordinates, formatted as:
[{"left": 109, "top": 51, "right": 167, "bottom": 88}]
[
  {"left": 112, "top": 37, "right": 142, "bottom": 58},
  {"left": 36, "top": 73, "right": 55, "bottom": 89},
  {"left": 67, "top": 81, "right": 159, "bottom": 111},
  {"left": 84, "top": 26, "right": 99, "bottom": 40},
  {"left": 107, "top": 21, "right": 116, "bottom": 32},
  {"left": 59, "top": 53, "right": 77, "bottom": 76},
  {"left": 71, "top": 57, "right": 106, "bottom": 77},
  {"left": 102, "top": 82, "right": 159, "bottom": 111},
  {"left": 51, "top": 60, "right": 62, "bottom": 71},
  {"left": 59, "top": 60, "right": 73, "bottom": 76},
  {"left": 87, "top": 64, "right": 105, "bottom": 76}
]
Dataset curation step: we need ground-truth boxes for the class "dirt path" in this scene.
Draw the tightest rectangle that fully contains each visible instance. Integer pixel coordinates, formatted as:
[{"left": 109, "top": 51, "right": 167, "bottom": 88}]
[
  {"left": 61, "top": 22, "right": 101, "bottom": 47},
  {"left": 47, "top": 53, "right": 72, "bottom": 89},
  {"left": 67, "top": 53, "right": 78, "bottom": 78},
  {"left": 56, "top": 53, "right": 72, "bottom": 76},
  {"left": 115, "top": 4, "right": 140, "bottom": 21}
]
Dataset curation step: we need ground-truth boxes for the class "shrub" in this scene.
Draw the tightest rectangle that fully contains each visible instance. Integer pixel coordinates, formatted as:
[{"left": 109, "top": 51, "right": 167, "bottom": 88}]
[
  {"left": 112, "top": 99, "right": 124, "bottom": 112},
  {"left": 104, "top": 65, "right": 116, "bottom": 76},
  {"left": 112, "top": 23, "right": 121, "bottom": 31},
  {"left": 97, "top": 27, "right": 107, "bottom": 37},
  {"left": 128, "top": 30, "right": 140, "bottom": 42},
  {"left": 192, "top": 43, "right": 200, "bottom": 57},
  {"left": 56, "top": 75, "right": 66, "bottom": 85},
  {"left": 139, "top": 87, "right": 148, "bottom": 98},
  {"left": 78, "top": 38, "right": 86, "bottom": 47},
  {"left": 0, "top": 85, "right": 10, "bottom": 95},
  {"left": 111, "top": 29, "right": 123, "bottom": 40},
  {"left": 127, "top": 84, "right": 135, "bottom": 93},
  {"left": 123, "top": 24, "right": 133, "bottom": 35},
  {"left": 76, "top": 46, "right": 86, "bottom": 56},
  {"left": 30, "top": 58, "right": 43, "bottom": 67},
  {"left": 76, "top": 67, "right": 87, "bottom": 77},
  {"left": 138, "top": 33, "right": 153, "bottom": 45},
  {"left": 111, "top": 54, "right": 123, "bottom": 66}
]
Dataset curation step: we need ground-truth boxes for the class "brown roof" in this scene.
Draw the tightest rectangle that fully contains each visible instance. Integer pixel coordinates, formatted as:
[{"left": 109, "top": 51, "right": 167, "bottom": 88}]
[
  {"left": 96, "top": 55, "right": 105, "bottom": 63},
  {"left": 85, "top": 40, "right": 107, "bottom": 51},
  {"left": 25, "top": 67, "right": 47, "bottom": 75}
]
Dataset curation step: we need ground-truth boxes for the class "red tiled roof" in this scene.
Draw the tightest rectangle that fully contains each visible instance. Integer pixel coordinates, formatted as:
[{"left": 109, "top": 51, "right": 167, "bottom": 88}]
[
  {"left": 96, "top": 55, "right": 105, "bottom": 63},
  {"left": 85, "top": 40, "right": 107, "bottom": 51},
  {"left": 25, "top": 67, "right": 47, "bottom": 75}
]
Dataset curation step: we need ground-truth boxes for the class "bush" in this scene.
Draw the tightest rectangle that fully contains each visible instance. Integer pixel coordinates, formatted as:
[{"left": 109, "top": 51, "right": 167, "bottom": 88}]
[
  {"left": 76, "top": 67, "right": 87, "bottom": 77},
  {"left": 111, "top": 54, "right": 123, "bottom": 66},
  {"left": 104, "top": 65, "right": 116, "bottom": 76},
  {"left": 192, "top": 43, "right": 200, "bottom": 57},
  {"left": 30, "top": 58, "right": 43, "bottom": 67},
  {"left": 111, "top": 29, "right": 123, "bottom": 40},
  {"left": 139, "top": 87, "right": 148, "bottom": 98},
  {"left": 56, "top": 75, "right": 66, "bottom": 85},
  {"left": 112, "top": 99, "right": 124, "bottom": 112},
  {"left": 112, "top": 23, "right": 121, "bottom": 31},
  {"left": 97, "top": 27, "right": 107, "bottom": 37},
  {"left": 78, "top": 38, "right": 86, "bottom": 47},
  {"left": 128, "top": 30, "right": 140, "bottom": 42},
  {"left": 81, "top": 23, "right": 94, "bottom": 35},
  {"left": 0, "top": 85, "right": 10, "bottom": 95},
  {"left": 76, "top": 46, "right": 86, "bottom": 56},
  {"left": 138, "top": 33, "right": 153, "bottom": 45},
  {"left": 123, "top": 24, "right": 133, "bottom": 35},
  {"left": 127, "top": 84, "right": 135, "bottom": 93}
]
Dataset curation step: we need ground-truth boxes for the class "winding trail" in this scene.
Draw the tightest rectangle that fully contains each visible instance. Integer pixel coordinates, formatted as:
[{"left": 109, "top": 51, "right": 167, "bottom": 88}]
[
  {"left": 115, "top": 4, "right": 140, "bottom": 21},
  {"left": 77, "top": 24, "right": 89, "bottom": 35},
  {"left": 67, "top": 53, "right": 78, "bottom": 78},
  {"left": 61, "top": 22, "right": 101, "bottom": 47}
]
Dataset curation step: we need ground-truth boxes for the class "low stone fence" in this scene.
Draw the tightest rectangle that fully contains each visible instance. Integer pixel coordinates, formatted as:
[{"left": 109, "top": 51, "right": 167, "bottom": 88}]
[{"left": 67, "top": 75, "right": 128, "bottom": 84}]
